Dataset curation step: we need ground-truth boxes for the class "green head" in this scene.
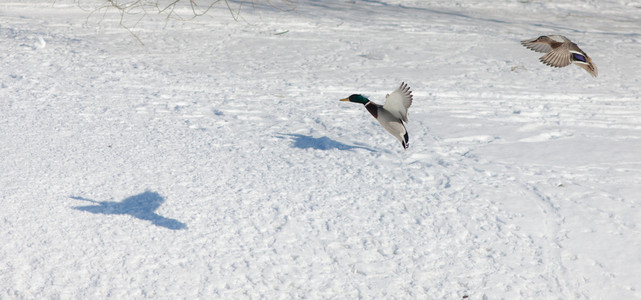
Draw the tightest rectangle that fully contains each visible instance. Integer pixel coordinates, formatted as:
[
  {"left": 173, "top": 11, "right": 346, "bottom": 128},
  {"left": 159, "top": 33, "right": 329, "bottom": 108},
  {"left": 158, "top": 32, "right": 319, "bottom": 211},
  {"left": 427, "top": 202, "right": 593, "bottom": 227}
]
[{"left": 340, "top": 94, "right": 369, "bottom": 104}]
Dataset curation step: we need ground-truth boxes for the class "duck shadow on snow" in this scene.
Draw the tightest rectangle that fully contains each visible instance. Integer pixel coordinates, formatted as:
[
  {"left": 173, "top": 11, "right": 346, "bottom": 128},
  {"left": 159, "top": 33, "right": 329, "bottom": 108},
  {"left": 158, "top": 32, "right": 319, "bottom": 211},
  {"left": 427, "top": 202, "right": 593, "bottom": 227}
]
[
  {"left": 70, "top": 191, "right": 187, "bottom": 230},
  {"left": 279, "top": 134, "right": 375, "bottom": 152}
]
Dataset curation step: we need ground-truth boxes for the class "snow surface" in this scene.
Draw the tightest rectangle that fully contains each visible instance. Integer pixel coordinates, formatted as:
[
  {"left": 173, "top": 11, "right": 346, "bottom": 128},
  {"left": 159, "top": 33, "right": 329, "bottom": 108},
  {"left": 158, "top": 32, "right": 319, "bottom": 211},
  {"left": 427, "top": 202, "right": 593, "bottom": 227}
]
[{"left": 2, "top": 0, "right": 641, "bottom": 298}]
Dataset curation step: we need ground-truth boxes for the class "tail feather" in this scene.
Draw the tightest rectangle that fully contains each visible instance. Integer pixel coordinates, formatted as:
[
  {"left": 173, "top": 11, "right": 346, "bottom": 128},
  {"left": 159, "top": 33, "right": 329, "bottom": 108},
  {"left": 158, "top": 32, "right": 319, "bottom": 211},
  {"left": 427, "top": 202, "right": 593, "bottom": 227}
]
[{"left": 402, "top": 131, "right": 409, "bottom": 149}]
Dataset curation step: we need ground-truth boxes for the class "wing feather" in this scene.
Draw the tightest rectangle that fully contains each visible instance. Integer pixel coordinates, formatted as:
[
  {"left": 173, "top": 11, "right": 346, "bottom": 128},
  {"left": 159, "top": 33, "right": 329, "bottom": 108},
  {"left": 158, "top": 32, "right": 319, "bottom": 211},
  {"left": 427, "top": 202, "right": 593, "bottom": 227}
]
[
  {"left": 382, "top": 82, "right": 413, "bottom": 122},
  {"left": 521, "top": 38, "right": 553, "bottom": 53},
  {"left": 539, "top": 46, "right": 571, "bottom": 68}
]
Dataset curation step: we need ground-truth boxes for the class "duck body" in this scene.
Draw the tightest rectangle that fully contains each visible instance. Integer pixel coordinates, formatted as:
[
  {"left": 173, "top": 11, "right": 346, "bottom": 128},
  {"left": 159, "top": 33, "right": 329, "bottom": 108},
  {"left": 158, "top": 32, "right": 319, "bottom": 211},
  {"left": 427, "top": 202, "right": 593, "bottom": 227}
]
[
  {"left": 341, "top": 82, "right": 413, "bottom": 149},
  {"left": 366, "top": 101, "right": 410, "bottom": 149},
  {"left": 521, "top": 35, "right": 598, "bottom": 77}
]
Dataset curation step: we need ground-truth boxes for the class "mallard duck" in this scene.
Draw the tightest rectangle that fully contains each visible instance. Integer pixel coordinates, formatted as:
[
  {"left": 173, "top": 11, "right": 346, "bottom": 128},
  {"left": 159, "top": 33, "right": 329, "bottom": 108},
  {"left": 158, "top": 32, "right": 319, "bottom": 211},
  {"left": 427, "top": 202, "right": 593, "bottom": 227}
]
[
  {"left": 521, "top": 35, "right": 598, "bottom": 77},
  {"left": 341, "top": 82, "right": 413, "bottom": 149}
]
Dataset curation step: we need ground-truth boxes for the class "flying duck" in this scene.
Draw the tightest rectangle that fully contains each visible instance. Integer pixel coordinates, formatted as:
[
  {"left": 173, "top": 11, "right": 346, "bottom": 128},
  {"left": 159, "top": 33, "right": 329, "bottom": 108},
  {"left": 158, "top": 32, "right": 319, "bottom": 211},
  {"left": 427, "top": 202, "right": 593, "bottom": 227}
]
[
  {"left": 341, "top": 82, "right": 413, "bottom": 149},
  {"left": 521, "top": 35, "right": 598, "bottom": 77}
]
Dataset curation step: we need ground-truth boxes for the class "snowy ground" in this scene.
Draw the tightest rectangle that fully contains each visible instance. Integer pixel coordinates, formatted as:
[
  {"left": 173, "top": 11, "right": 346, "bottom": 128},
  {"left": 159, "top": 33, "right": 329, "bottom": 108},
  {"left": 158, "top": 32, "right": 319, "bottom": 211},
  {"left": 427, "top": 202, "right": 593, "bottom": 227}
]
[{"left": 2, "top": 0, "right": 641, "bottom": 298}]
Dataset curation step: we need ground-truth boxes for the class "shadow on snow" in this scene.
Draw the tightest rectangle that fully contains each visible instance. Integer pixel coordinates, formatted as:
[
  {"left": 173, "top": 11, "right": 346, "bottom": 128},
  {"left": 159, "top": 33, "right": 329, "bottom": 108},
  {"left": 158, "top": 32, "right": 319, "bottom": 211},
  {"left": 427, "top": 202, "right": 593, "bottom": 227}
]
[
  {"left": 71, "top": 191, "right": 187, "bottom": 230},
  {"left": 279, "top": 134, "right": 375, "bottom": 152}
]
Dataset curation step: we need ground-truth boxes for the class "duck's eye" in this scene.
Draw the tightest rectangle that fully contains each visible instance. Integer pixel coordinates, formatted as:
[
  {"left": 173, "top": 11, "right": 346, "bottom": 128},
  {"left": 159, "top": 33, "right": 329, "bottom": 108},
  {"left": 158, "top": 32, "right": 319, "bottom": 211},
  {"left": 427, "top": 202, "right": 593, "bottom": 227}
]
[{"left": 572, "top": 53, "right": 587, "bottom": 62}]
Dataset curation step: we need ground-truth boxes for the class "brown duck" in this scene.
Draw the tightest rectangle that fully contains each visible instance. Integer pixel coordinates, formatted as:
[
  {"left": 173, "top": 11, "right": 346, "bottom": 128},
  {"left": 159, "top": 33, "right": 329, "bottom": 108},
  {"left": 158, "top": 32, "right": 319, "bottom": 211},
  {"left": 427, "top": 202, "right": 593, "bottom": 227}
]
[{"left": 521, "top": 35, "right": 598, "bottom": 77}]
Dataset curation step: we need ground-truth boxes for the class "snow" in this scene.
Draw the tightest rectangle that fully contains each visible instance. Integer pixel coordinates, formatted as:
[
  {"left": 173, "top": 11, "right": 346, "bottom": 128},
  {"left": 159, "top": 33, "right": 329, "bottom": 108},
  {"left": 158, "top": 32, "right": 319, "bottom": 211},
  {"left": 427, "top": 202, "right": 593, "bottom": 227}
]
[{"left": 1, "top": 0, "right": 641, "bottom": 298}]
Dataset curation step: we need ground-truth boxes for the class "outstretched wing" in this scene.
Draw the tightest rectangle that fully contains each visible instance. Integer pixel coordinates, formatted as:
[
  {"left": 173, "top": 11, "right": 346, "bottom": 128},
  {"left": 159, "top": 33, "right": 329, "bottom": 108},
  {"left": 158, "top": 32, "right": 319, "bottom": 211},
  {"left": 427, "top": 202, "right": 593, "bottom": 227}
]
[
  {"left": 382, "top": 82, "right": 413, "bottom": 122},
  {"left": 539, "top": 43, "right": 572, "bottom": 68},
  {"left": 521, "top": 37, "right": 553, "bottom": 53}
]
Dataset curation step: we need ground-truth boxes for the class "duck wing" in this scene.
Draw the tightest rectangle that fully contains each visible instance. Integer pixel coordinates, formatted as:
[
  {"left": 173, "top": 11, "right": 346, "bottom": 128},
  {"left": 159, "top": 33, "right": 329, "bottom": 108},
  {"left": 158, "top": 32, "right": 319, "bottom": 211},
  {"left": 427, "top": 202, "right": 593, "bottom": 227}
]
[
  {"left": 382, "top": 82, "right": 413, "bottom": 122},
  {"left": 521, "top": 37, "right": 553, "bottom": 53},
  {"left": 539, "top": 43, "right": 572, "bottom": 68}
]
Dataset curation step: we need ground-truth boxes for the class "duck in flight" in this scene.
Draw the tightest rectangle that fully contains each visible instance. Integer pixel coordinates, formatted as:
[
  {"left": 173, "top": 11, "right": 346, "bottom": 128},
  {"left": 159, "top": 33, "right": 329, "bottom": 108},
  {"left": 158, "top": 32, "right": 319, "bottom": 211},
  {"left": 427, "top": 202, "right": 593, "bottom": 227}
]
[
  {"left": 341, "top": 82, "right": 413, "bottom": 150},
  {"left": 521, "top": 35, "right": 598, "bottom": 77}
]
